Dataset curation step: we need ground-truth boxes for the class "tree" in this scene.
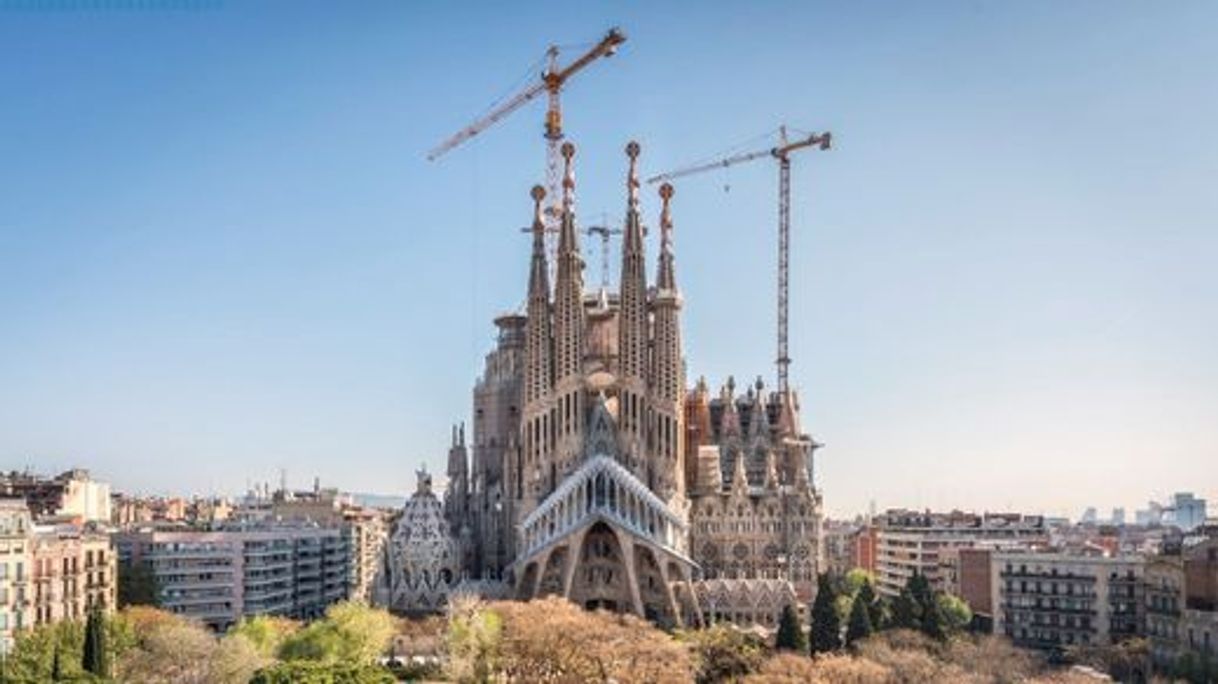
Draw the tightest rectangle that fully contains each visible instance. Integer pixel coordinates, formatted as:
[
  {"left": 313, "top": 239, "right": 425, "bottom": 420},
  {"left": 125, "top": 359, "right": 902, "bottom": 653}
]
[
  {"left": 845, "top": 592, "right": 874, "bottom": 647},
  {"left": 51, "top": 644, "right": 63, "bottom": 681},
  {"left": 936, "top": 594, "right": 973, "bottom": 633},
  {"left": 480, "top": 597, "right": 693, "bottom": 682},
  {"left": 679, "top": 624, "right": 767, "bottom": 684},
  {"left": 890, "top": 587, "right": 918, "bottom": 630},
  {"left": 249, "top": 661, "right": 396, "bottom": 684},
  {"left": 444, "top": 595, "right": 502, "bottom": 684},
  {"left": 82, "top": 604, "right": 109, "bottom": 677},
  {"left": 857, "top": 579, "right": 884, "bottom": 630},
  {"left": 229, "top": 615, "right": 301, "bottom": 658},
  {"left": 114, "top": 614, "right": 217, "bottom": 684},
  {"left": 6, "top": 620, "right": 85, "bottom": 681},
  {"left": 279, "top": 602, "right": 396, "bottom": 665},
  {"left": 809, "top": 573, "right": 842, "bottom": 656},
  {"left": 775, "top": 604, "right": 806, "bottom": 652}
]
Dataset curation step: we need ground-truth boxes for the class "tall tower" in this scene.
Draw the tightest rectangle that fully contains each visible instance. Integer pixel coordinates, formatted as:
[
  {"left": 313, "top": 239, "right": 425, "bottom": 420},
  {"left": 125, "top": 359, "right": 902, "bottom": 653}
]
[
  {"left": 650, "top": 182, "right": 684, "bottom": 502},
  {"left": 521, "top": 185, "right": 553, "bottom": 509},
  {"left": 444, "top": 423, "right": 469, "bottom": 522},
  {"left": 551, "top": 143, "right": 586, "bottom": 485},
  {"left": 617, "top": 141, "right": 650, "bottom": 481}
]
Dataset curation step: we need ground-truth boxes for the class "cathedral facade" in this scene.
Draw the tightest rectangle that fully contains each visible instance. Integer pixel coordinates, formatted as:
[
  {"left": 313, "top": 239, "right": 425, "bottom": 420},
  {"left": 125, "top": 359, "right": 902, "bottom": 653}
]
[{"left": 442, "top": 141, "right": 824, "bottom": 628}]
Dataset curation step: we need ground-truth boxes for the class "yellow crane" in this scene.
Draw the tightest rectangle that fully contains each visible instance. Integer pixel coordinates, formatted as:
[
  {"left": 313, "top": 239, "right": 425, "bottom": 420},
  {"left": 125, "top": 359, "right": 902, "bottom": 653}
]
[
  {"left": 647, "top": 126, "right": 832, "bottom": 394},
  {"left": 428, "top": 28, "right": 626, "bottom": 255}
]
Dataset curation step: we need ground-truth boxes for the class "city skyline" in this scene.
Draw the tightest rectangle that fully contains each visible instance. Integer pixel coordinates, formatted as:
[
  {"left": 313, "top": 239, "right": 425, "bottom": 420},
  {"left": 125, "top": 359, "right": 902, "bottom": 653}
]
[{"left": 3, "top": 1, "right": 1217, "bottom": 518}]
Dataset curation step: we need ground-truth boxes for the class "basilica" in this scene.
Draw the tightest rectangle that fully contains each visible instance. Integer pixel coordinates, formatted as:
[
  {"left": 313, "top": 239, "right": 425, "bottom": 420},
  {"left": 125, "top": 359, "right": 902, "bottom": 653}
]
[{"left": 390, "top": 140, "right": 824, "bottom": 629}]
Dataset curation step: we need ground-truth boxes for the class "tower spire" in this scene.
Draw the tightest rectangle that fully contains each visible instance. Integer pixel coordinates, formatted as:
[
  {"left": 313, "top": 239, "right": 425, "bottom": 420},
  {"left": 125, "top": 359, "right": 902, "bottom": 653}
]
[
  {"left": 552, "top": 142, "right": 586, "bottom": 480},
  {"left": 618, "top": 141, "right": 649, "bottom": 476},
  {"left": 522, "top": 185, "right": 554, "bottom": 503}
]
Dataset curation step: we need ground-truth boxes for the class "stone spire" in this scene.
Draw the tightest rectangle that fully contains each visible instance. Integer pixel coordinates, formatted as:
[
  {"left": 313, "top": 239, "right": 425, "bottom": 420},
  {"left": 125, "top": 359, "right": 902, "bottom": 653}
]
[
  {"left": 650, "top": 181, "right": 684, "bottom": 500},
  {"left": 522, "top": 185, "right": 553, "bottom": 505},
  {"left": 618, "top": 141, "right": 649, "bottom": 474},
  {"left": 719, "top": 377, "right": 741, "bottom": 439},
  {"left": 748, "top": 378, "right": 770, "bottom": 442},
  {"left": 731, "top": 447, "right": 749, "bottom": 498},
  {"left": 553, "top": 142, "right": 585, "bottom": 384},
  {"left": 524, "top": 185, "right": 553, "bottom": 406},
  {"left": 618, "top": 141, "right": 648, "bottom": 383},
  {"left": 445, "top": 422, "right": 469, "bottom": 522},
  {"left": 655, "top": 182, "right": 677, "bottom": 292}
]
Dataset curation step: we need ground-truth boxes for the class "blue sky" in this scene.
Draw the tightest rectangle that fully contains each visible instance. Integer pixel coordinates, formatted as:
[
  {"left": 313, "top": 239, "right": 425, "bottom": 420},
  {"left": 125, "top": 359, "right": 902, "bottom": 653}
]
[{"left": 1, "top": 1, "right": 1215, "bottom": 517}]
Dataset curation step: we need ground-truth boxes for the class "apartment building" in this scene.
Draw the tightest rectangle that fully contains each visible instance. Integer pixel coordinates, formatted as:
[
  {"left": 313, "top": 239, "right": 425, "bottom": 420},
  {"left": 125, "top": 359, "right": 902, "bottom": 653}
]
[
  {"left": 30, "top": 525, "right": 116, "bottom": 626},
  {"left": 992, "top": 551, "right": 1144, "bottom": 653},
  {"left": 0, "top": 499, "right": 116, "bottom": 653},
  {"left": 117, "top": 522, "right": 349, "bottom": 631},
  {"left": 1, "top": 470, "right": 111, "bottom": 523},
  {"left": 874, "top": 509, "right": 1047, "bottom": 597}
]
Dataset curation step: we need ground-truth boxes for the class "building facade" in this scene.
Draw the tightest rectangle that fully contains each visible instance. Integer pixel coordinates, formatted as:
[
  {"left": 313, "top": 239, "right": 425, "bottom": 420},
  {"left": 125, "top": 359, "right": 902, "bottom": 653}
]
[
  {"left": 439, "top": 142, "right": 824, "bottom": 627},
  {"left": 991, "top": 551, "right": 1144, "bottom": 653},
  {"left": 0, "top": 500, "right": 116, "bottom": 654},
  {"left": 374, "top": 469, "right": 460, "bottom": 615},
  {"left": 1, "top": 470, "right": 111, "bottom": 524},
  {"left": 874, "top": 509, "right": 1047, "bottom": 597},
  {"left": 116, "top": 523, "right": 349, "bottom": 631}
]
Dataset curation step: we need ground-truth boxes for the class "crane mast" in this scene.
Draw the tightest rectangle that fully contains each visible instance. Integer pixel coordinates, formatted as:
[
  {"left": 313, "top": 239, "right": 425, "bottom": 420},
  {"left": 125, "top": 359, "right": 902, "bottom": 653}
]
[
  {"left": 648, "top": 127, "right": 831, "bottom": 394},
  {"left": 428, "top": 28, "right": 626, "bottom": 264}
]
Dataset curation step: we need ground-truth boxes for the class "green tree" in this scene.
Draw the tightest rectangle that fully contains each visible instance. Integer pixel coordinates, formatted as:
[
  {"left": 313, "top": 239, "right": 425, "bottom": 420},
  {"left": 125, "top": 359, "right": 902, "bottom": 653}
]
[
  {"left": 937, "top": 594, "right": 973, "bottom": 633},
  {"left": 229, "top": 615, "right": 301, "bottom": 658},
  {"left": 6, "top": 620, "right": 85, "bottom": 682},
  {"left": 890, "top": 587, "right": 918, "bottom": 630},
  {"left": 82, "top": 604, "right": 109, "bottom": 677},
  {"left": 857, "top": 579, "right": 884, "bottom": 630},
  {"left": 845, "top": 592, "right": 874, "bottom": 647},
  {"left": 279, "top": 602, "right": 396, "bottom": 665},
  {"left": 51, "top": 644, "right": 63, "bottom": 681},
  {"left": 774, "top": 604, "right": 806, "bottom": 652},
  {"left": 809, "top": 573, "right": 842, "bottom": 656},
  {"left": 679, "top": 624, "right": 767, "bottom": 684},
  {"left": 249, "top": 661, "right": 396, "bottom": 684}
]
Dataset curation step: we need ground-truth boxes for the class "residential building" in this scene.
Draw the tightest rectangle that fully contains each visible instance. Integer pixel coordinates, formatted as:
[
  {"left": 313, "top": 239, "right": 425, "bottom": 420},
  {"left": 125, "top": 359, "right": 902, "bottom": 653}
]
[
  {"left": 0, "top": 499, "right": 116, "bottom": 654},
  {"left": 30, "top": 524, "right": 116, "bottom": 626},
  {"left": 0, "top": 500, "right": 31, "bottom": 653},
  {"left": 874, "top": 509, "right": 1047, "bottom": 597},
  {"left": 116, "top": 522, "right": 349, "bottom": 631},
  {"left": 1, "top": 470, "right": 111, "bottom": 523},
  {"left": 991, "top": 551, "right": 1144, "bottom": 654}
]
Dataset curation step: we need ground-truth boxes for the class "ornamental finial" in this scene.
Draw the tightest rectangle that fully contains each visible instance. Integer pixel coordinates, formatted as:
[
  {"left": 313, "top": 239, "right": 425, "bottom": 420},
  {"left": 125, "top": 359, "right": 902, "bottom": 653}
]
[
  {"left": 561, "top": 142, "right": 576, "bottom": 211},
  {"left": 530, "top": 184, "right": 546, "bottom": 229},
  {"left": 659, "top": 182, "right": 674, "bottom": 238},
  {"left": 626, "top": 140, "right": 640, "bottom": 208}
]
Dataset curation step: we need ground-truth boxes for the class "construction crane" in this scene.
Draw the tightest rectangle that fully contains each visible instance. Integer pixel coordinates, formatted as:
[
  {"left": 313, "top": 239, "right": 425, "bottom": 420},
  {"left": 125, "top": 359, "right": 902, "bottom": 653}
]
[
  {"left": 647, "top": 126, "right": 831, "bottom": 394},
  {"left": 585, "top": 223, "right": 623, "bottom": 291},
  {"left": 428, "top": 27, "right": 626, "bottom": 260}
]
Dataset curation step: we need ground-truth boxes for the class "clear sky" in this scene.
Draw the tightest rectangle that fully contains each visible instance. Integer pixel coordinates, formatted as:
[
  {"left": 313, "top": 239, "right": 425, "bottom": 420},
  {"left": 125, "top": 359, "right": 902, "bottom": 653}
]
[{"left": 1, "top": 1, "right": 1215, "bottom": 518}]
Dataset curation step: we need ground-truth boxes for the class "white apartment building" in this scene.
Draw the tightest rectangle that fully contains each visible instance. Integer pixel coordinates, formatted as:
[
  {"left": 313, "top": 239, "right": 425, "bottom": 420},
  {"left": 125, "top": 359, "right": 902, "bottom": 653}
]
[{"left": 873, "top": 509, "right": 1047, "bottom": 597}]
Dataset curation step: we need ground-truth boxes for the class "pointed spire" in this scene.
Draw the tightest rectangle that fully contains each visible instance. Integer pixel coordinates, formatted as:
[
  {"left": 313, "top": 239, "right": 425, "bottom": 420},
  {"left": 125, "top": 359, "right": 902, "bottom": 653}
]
[
  {"left": 524, "top": 185, "right": 553, "bottom": 406},
  {"left": 553, "top": 142, "right": 584, "bottom": 383},
  {"left": 749, "top": 382, "right": 770, "bottom": 441},
  {"left": 764, "top": 448, "right": 780, "bottom": 490},
  {"left": 731, "top": 448, "right": 749, "bottom": 496},
  {"left": 656, "top": 182, "right": 676, "bottom": 291},
  {"left": 618, "top": 140, "right": 648, "bottom": 383},
  {"left": 527, "top": 184, "right": 549, "bottom": 298}
]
